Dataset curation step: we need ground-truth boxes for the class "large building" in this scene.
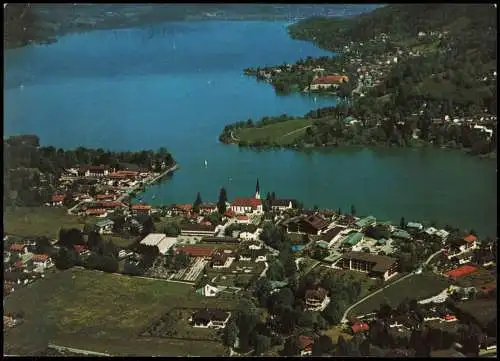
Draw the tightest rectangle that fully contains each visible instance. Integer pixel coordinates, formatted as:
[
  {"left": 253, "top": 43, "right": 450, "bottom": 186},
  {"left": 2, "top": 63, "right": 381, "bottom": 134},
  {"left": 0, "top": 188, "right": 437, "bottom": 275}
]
[
  {"left": 309, "top": 75, "right": 349, "bottom": 91},
  {"left": 305, "top": 288, "right": 330, "bottom": 312},
  {"left": 336, "top": 251, "right": 399, "bottom": 281},
  {"left": 139, "top": 233, "right": 177, "bottom": 255},
  {"left": 180, "top": 223, "right": 217, "bottom": 237},
  {"left": 230, "top": 198, "right": 263, "bottom": 214},
  {"left": 282, "top": 214, "right": 329, "bottom": 235}
]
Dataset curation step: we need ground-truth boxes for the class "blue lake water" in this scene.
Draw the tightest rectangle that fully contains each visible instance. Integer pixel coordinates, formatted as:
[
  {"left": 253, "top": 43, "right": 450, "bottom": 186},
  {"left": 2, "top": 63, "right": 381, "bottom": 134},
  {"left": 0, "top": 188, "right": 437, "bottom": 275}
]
[{"left": 4, "top": 20, "right": 497, "bottom": 237}]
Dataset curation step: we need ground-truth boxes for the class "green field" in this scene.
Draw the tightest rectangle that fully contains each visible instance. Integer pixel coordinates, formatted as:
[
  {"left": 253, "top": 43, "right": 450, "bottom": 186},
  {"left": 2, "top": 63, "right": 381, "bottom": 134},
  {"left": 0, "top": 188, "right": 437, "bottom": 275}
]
[
  {"left": 348, "top": 272, "right": 452, "bottom": 317},
  {"left": 3, "top": 207, "right": 86, "bottom": 239},
  {"left": 3, "top": 268, "right": 234, "bottom": 356},
  {"left": 103, "top": 235, "right": 137, "bottom": 248},
  {"left": 236, "top": 119, "right": 311, "bottom": 145}
]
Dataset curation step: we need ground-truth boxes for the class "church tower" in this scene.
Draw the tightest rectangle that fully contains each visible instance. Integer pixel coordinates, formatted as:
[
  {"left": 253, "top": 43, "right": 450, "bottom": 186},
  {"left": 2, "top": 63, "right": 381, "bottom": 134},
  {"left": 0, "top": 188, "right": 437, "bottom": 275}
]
[{"left": 255, "top": 178, "right": 261, "bottom": 200}]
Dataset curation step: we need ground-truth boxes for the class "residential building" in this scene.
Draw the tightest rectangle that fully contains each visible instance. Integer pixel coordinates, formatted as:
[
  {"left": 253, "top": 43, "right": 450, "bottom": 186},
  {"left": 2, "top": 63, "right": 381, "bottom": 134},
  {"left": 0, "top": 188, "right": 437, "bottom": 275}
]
[
  {"left": 211, "top": 249, "right": 233, "bottom": 268},
  {"left": 336, "top": 251, "right": 399, "bottom": 281},
  {"left": 354, "top": 216, "right": 376, "bottom": 229},
  {"left": 50, "top": 194, "right": 65, "bottom": 206},
  {"left": 74, "top": 245, "right": 90, "bottom": 256},
  {"left": 407, "top": 222, "right": 424, "bottom": 232},
  {"left": 199, "top": 203, "right": 217, "bottom": 215},
  {"left": 305, "top": 288, "right": 330, "bottom": 312},
  {"left": 320, "top": 226, "right": 345, "bottom": 247},
  {"left": 78, "top": 165, "right": 110, "bottom": 177},
  {"left": 85, "top": 208, "right": 108, "bottom": 217},
  {"left": 461, "top": 234, "right": 478, "bottom": 251},
  {"left": 95, "top": 219, "right": 114, "bottom": 234},
  {"left": 271, "top": 199, "right": 297, "bottom": 212},
  {"left": 8, "top": 244, "right": 28, "bottom": 254},
  {"left": 352, "top": 321, "right": 370, "bottom": 334},
  {"left": 131, "top": 204, "right": 152, "bottom": 216},
  {"left": 392, "top": 229, "right": 412, "bottom": 241},
  {"left": 180, "top": 223, "right": 217, "bottom": 237},
  {"left": 282, "top": 214, "right": 329, "bottom": 235},
  {"left": 299, "top": 335, "right": 315, "bottom": 356},
  {"left": 32, "top": 254, "right": 52, "bottom": 271},
  {"left": 139, "top": 234, "right": 177, "bottom": 255},
  {"left": 341, "top": 232, "right": 364, "bottom": 249},
  {"left": 196, "top": 284, "right": 220, "bottom": 297},
  {"left": 230, "top": 198, "right": 263, "bottom": 214},
  {"left": 190, "top": 309, "right": 231, "bottom": 329},
  {"left": 235, "top": 215, "right": 250, "bottom": 224}
]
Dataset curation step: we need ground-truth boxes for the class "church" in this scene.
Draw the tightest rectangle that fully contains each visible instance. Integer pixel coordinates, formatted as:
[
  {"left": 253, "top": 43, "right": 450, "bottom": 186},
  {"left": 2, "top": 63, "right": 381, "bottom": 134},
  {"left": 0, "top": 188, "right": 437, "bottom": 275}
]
[{"left": 229, "top": 179, "right": 263, "bottom": 214}]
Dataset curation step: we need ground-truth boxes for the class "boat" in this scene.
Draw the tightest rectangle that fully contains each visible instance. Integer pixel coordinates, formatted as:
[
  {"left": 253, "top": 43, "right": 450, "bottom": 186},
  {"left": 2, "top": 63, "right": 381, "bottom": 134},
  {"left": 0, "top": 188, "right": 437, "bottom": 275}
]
[{"left": 204, "top": 160, "right": 208, "bottom": 168}]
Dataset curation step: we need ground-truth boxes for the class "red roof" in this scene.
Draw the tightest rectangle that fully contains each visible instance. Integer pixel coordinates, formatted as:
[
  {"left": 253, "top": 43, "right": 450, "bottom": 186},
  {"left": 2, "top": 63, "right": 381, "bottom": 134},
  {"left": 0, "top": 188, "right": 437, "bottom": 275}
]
[
  {"left": 115, "top": 170, "right": 139, "bottom": 176},
  {"left": 299, "top": 335, "right": 314, "bottom": 349},
  {"left": 96, "top": 194, "right": 115, "bottom": 200},
  {"left": 231, "top": 198, "right": 262, "bottom": 208},
  {"left": 175, "top": 247, "right": 214, "bottom": 258},
  {"left": 99, "top": 201, "right": 124, "bottom": 208},
  {"left": 236, "top": 215, "right": 249, "bottom": 221},
  {"left": 132, "top": 204, "right": 152, "bottom": 210},
  {"left": 8, "top": 244, "right": 25, "bottom": 252},
  {"left": 177, "top": 204, "right": 193, "bottom": 211},
  {"left": 445, "top": 264, "right": 479, "bottom": 279},
  {"left": 32, "top": 254, "right": 50, "bottom": 262},
  {"left": 352, "top": 322, "right": 370, "bottom": 333},
  {"left": 14, "top": 261, "right": 24, "bottom": 268},
  {"left": 312, "top": 75, "right": 349, "bottom": 85},
  {"left": 74, "top": 245, "right": 88, "bottom": 254},
  {"left": 51, "top": 194, "right": 65, "bottom": 202},
  {"left": 464, "top": 234, "right": 477, "bottom": 243}
]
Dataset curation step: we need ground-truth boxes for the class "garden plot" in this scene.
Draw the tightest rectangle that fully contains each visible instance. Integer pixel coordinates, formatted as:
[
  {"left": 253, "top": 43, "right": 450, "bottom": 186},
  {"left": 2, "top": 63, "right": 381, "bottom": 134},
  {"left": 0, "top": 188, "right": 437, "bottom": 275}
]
[{"left": 170, "top": 258, "right": 208, "bottom": 282}]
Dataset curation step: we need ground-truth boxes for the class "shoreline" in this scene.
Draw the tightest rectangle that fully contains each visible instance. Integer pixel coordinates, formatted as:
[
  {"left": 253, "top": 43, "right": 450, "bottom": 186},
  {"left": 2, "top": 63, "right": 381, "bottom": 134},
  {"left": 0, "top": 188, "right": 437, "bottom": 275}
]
[{"left": 123, "top": 163, "right": 179, "bottom": 203}]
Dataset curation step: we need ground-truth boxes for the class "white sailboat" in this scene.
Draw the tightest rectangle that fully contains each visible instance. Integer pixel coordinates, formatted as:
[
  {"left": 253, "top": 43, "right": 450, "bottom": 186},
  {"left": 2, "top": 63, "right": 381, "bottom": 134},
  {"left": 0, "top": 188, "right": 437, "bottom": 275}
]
[
  {"left": 204, "top": 160, "right": 208, "bottom": 168},
  {"left": 172, "top": 41, "right": 176, "bottom": 50}
]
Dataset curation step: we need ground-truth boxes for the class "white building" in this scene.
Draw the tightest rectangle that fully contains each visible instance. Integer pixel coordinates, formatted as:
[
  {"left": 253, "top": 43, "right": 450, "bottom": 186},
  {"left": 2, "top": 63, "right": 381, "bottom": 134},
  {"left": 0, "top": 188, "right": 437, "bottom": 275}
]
[{"left": 139, "top": 234, "right": 177, "bottom": 255}]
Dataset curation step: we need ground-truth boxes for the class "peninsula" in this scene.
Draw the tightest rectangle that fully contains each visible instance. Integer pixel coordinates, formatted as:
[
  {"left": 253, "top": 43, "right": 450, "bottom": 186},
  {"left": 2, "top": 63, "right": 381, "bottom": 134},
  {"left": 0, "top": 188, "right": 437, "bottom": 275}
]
[{"left": 220, "top": 4, "right": 497, "bottom": 157}]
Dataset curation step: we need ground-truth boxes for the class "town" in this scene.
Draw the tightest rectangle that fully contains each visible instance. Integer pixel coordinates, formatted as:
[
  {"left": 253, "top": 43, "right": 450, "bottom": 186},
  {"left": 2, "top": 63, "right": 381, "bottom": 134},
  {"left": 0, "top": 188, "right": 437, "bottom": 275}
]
[{"left": 4, "top": 174, "right": 497, "bottom": 357}]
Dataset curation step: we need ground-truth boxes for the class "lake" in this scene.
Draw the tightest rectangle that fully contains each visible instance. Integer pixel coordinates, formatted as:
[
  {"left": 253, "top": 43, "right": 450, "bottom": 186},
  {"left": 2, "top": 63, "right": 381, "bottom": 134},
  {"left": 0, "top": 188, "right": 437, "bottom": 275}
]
[{"left": 4, "top": 20, "right": 497, "bottom": 237}]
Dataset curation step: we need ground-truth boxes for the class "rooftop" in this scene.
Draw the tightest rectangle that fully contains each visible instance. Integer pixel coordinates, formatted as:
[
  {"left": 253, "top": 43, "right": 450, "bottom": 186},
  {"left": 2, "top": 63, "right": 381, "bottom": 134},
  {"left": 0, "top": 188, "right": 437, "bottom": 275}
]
[
  {"left": 341, "top": 251, "right": 398, "bottom": 273},
  {"left": 176, "top": 246, "right": 215, "bottom": 258},
  {"left": 231, "top": 198, "right": 262, "bottom": 208}
]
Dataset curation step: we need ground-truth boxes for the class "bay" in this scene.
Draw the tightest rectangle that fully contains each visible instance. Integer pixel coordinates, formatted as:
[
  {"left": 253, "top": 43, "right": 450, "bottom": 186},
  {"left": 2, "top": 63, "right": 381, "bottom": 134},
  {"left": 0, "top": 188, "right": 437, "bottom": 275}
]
[{"left": 3, "top": 20, "right": 497, "bottom": 237}]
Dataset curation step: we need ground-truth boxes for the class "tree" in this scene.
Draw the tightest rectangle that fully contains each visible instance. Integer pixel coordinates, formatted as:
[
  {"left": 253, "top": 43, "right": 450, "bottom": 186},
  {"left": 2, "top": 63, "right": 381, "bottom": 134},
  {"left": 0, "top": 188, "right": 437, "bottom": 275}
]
[
  {"left": 217, "top": 187, "right": 228, "bottom": 215},
  {"left": 223, "top": 319, "right": 238, "bottom": 347},
  {"left": 35, "top": 236, "right": 51, "bottom": 254},
  {"left": 254, "top": 334, "right": 271, "bottom": 356},
  {"left": 336, "top": 335, "right": 348, "bottom": 356},
  {"left": 53, "top": 247, "right": 76, "bottom": 270},
  {"left": 400, "top": 217, "right": 406, "bottom": 229},
  {"left": 164, "top": 222, "right": 180, "bottom": 237},
  {"left": 312, "top": 335, "right": 333, "bottom": 356},
  {"left": 87, "top": 231, "right": 103, "bottom": 251},
  {"left": 351, "top": 204, "right": 356, "bottom": 217},
  {"left": 172, "top": 251, "right": 190, "bottom": 270},
  {"left": 281, "top": 336, "right": 300, "bottom": 356},
  {"left": 297, "top": 310, "right": 315, "bottom": 328},
  {"left": 193, "top": 192, "right": 202, "bottom": 214},
  {"left": 141, "top": 216, "right": 155, "bottom": 236},
  {"left": 322, "top": 302, "right": 341, "bottom": 325},
  {"left": 267, "top": 260, "right": 285, "bottom": 281}
]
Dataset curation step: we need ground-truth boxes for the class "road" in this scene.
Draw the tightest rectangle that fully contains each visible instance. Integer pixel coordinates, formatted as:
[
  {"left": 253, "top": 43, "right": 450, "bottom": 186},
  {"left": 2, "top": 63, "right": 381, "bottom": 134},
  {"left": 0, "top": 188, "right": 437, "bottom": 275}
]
[
  {"left": 340, "top": 249, "right": 444, "bottom": 323},
  {"left": 259, "top": 262, "right": 269, "bottom": 279},
  {"left": 67, "top": 164, "right": 178, "bottom": 215},
  {"left": 48, "top": 344, "right": 111, "bottom": 356},
  {"left": 279, "top": 125, "right": 311, "bottom": 140}
]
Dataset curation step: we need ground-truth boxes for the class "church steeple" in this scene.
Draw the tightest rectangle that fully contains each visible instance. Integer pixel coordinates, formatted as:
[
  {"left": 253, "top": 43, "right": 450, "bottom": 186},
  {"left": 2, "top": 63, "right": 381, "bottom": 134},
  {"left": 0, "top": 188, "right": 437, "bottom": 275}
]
[{"left": 255, "top": 178, "right": 261, "bottom": 199}]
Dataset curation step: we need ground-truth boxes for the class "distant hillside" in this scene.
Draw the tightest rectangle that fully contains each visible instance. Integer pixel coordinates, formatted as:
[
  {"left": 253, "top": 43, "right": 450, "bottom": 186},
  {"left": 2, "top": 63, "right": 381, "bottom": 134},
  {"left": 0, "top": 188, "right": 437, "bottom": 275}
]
[
  {"left": 4, "top": 4, "right": 381, "bottom": 49},
  {"left": 289, "top": 4, "right": 496, "bottom": 56}
]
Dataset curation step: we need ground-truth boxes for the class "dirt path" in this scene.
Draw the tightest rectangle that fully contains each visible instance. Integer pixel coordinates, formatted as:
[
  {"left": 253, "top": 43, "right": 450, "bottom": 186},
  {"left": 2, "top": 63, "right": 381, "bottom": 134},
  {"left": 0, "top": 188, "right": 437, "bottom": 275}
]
[{"left": 279, "top": 125, "right": 311, "bottom": 139}]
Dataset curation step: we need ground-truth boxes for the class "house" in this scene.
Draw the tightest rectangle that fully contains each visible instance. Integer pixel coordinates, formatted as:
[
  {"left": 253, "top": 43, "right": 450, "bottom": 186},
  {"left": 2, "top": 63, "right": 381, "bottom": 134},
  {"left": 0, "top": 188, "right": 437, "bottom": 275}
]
[
  {"left": 392, "top": 229, "right": 412, "bottom": 241},
  {"left": 341, "top": 232, "right": 364, "bottom": 249},
  {"left": 173, "top": 204, "right": 193, "bottom": 216},
  {"left": 230, "top": 198, "right": 263, "bottom": 214},
  {"left": 190, "top": 309, "right": 231, "bottom": 329},
  {"left": 32, "top": 254, "right": 52, "bottom": 271},
  {"left": 199, "top": 203, "right": 217, "bottom": 215},
  {"left": 85, "top": 208, "right": 108, "bottom": 217},
  {"left": 74, "top": 244, "right": 90, "bottom": 256},
  {"left": 211, "top": 249, "right": 232, "bottom": 268},
  {"left": 354, "top": 216, "right": 376, "bottom": 229},
  {"left": 305, "top": 288, "right": 330, "bottom": 312},
  {"left": 131, "top": 204, "right": 152, "bottom": 216},
  {"left": 8, "top": 244, "right": 28, "bottom": 254},
  {"left": 424, "top": 227, "right": 438, "bottom": 235},
  {"left": 180, "top": 223, "right": 217, "bottom": 237},
  {"left": 298, "top": 335, "right": 315, "bottom": 356},
  {"left": 95, "top": 194, "right": 116, "bottom": 201},
  {"left": 351, "top": 321, "right": 370, "bottom": 334},
  {"left": 196, "top": 284, "right": 220, "bottom": 297},
  {"left": 406, "top": 222, "right": 424, "bottom": 231},
  {"left": 282, "top": 214, "right": 329, "bottom": 235},
  {"left": 309, "top": 75, "right": 349, "bottom": 90},
  {"left": 95, "top": 219, "right": 115, "bottom": 234},
  {"left": 320, "top": 226, "right": 345, "bottom": 246},
  {"left": 336, "top": 252, "right": 399, "bottom": 281},
  {"left": 139, "top": 234, "right": 177, "bottom": 255},
  {"left": 78, "top": 165, "right": 110, "bottom": 177},
  {"left": 50, "top": 194, "right": 66, "bottom": 206},
  {"left": 175, "top": 246, "right": 215, "bottom": 259},
  {"left": 462, "top": 234, "right": 478, "bottom": 251},
  {"left": 271, "top": 199, "right": 297, "bottom": 212}
]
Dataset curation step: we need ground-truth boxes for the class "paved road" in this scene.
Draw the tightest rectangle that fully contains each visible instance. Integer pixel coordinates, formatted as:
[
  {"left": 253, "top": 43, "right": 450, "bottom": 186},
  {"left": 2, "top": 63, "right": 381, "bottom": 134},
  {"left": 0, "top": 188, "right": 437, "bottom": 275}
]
[
  {"left": 259, "top": 262, "right": 269, "bottom": 279},
  {"left": 340, "top": 249, "right": 444, "bottom": 323}
]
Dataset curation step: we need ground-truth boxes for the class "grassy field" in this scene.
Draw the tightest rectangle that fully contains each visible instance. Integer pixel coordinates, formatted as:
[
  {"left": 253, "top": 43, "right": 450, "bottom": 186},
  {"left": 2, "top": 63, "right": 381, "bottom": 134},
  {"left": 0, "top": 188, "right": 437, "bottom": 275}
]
[
  {"left": 3, "top": 268, "right": 235, "bottom": 356},
  {"left": 103, "top": 235, "right": 137, "bottom": 248},
  {"left": 3, "top": 207, "right": 86, "bottom": 239},
  {"left": 322, "top": 326, "right": 353, "bottom": 343},
  {"left": 236, "top": 119, "right": 311, "bottom": 145},
  {"left": 349, "top": 272, "right": 452, "bottom": 316}
]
